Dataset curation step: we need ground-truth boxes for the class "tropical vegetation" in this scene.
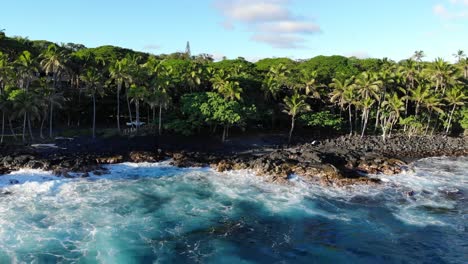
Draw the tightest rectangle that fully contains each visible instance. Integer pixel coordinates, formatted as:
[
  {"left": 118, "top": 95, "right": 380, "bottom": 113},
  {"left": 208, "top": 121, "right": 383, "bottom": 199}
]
[{"left": 0, "top": 33, "right": 467, "bottom": 143}]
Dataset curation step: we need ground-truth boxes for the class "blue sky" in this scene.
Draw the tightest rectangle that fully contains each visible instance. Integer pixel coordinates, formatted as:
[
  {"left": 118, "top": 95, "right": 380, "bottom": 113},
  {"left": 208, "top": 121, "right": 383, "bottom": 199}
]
[{"left": 1, "top": 0, "right": 467, "bottom": 62}]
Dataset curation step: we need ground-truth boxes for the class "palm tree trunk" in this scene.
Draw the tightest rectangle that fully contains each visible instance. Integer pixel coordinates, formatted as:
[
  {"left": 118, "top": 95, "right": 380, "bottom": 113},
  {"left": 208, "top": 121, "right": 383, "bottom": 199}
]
[
  {"left": 445, "top": 105, "right": 457, "bottom": 134},
  {"left": 49, "top": 101, "right": 54, "bottom": 138},
  {"left": 53, "top": 72, "right": 57, "bottom": 89},
  {"left": 126, "top": 92, "right": 134, "bottom": 128},
  {"left": 28, "top": 115, "right": 33, "bottom": 141},
  {"left": 354, "top": 109, "right": 359, "bottom": 134},
  {"left": 135, "top": 100, "right": 140, "bottom": 133},
  {"left": 147, "top": 106, "right": 150, "bottom": 123},
  {"left": 9, "top": 118, "right": 17, "bottom": 140},
  {"left": 348, "top": 105, "right": 353, "bottom": 135},
  {"left": 158, "top": 104, "right": 162, "bottom": 135},
  {"left": 361, "top": 110, "right": 368, "bottom": 138},
  {"left": 116, "top": 84, "right": 121, "bottom": 133},
  {"left": 415, "top": 103, "right": 420, "bottom": 119},
  {"left": 425, "top": 110, "right": 432, "bottom": 135},
  {"left": 40, "top": 112, "right": 46, "bottom": 139},
  {"left": 92, "top": 94, "right": 96, "bottom": 139},
  {"left": 1, "top": 111, "right": 5, "bottom": 143},
  {"left": 222, "top": 125, "right": 227, "bottom": 142},
  {"left": 381, "top": 116, "right": 390, "bottom": 142},
  {"left": 374, "top": 108, "right": 380, "bottom": 132},
  {"left": 288, "top": 116, "right": 295, "bottom": 144},
  {"left": 22, "top": 113, "right": 27, "bottom": 142}
]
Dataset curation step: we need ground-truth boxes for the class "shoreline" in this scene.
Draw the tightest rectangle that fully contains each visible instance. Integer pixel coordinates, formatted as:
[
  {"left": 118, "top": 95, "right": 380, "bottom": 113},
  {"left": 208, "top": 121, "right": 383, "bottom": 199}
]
[{"left": 0, "top": 134, "right": 466, "bottom": 187}]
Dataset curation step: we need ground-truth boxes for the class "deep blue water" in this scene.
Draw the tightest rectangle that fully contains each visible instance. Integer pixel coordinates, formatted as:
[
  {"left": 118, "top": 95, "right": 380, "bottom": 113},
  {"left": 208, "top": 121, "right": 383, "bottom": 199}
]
[{"left": 0, "top": 157, "right": 466, "bottom": 263}]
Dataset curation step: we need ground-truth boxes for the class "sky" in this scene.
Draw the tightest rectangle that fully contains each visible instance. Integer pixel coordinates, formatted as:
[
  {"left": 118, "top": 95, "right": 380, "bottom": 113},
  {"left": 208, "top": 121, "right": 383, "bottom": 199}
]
[{"left": 1, "top": 0, "right": 467, "bottom": 62}]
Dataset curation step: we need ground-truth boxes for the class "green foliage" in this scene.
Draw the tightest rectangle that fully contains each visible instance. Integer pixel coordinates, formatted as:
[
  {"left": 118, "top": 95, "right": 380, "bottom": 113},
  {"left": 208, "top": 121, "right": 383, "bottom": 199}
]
[
  {"left": 73, "top": 45, "right": 147, "bottom": 66},
  {"left": 212, "top": 58, "right": 256, "bottom": 77},
  {"left": 1, "top": 31, "right": 468, "bottom": 141},
  {"left": 351, "top": 58, "right": 383, "bottom": 72},
  {"left": 255, "top": 58, "right": 296, "bottom": 72},
  {"left": 127, "top": 84, "right": 148, "bottom": 101},
  {"left": 166, "top": 92, "right": 256, "bottom": 135},
  {"left": 300, "top": 111, "right": 343, "bottom": 131},
  {"left": 399, "top": 116, "right": 425, "bottom": 137},
  {"left": 298, "top": 56, "right": 359, "bottom": 84},
  {"left": 460, "top": 107, "right": 468, "bottom": 130}
]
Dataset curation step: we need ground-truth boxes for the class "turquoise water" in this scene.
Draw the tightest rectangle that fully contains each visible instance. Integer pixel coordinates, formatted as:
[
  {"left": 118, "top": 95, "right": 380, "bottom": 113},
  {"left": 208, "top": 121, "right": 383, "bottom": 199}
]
[{"left": 0, "top": 157, "right": 467, "bottom": 263}]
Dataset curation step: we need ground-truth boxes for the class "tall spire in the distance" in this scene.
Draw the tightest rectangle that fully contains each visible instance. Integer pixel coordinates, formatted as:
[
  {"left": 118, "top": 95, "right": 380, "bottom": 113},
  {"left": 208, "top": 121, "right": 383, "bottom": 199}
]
[{"left": 185, "top": 41, "right": 191, "bottom": 58}]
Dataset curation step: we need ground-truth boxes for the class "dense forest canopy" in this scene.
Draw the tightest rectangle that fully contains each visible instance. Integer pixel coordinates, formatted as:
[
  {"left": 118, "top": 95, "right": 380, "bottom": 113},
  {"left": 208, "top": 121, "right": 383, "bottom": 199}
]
[{"left": 0, "top": 33, "right": 467, "bottom": 143}]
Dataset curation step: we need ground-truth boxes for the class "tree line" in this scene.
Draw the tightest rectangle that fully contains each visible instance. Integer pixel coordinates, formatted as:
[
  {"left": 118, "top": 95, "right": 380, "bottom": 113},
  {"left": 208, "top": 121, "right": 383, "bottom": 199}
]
[{"left": 0, "top": 34, "right": 467, "bottom": 144}]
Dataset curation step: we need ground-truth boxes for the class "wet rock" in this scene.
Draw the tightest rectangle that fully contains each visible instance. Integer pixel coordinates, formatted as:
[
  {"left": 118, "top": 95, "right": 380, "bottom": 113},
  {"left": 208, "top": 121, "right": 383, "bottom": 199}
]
[
  {"left": 0, "top": 167, "right": 10, "bottom": 175},
  {"left": 96, "top": 155, "right": 124, "bottom": 164},
  {"left": 53, "top": 168, "right": 71, "bottom": 178},
  {"left": 129, "top": 151, "right": 159, "bottom": 163}
]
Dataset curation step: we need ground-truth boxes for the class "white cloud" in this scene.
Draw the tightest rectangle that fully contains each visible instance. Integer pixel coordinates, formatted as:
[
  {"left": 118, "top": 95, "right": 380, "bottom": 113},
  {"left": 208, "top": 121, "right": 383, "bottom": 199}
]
[
  {"left": 433, "top": 1, "right": 468, "bottom": 19},
  {"left": 250, "top": 33, "right": 306, "bottom": 49},
  {"left": 449, "top": 0, "right": 468, "bottom": 6},
  {"left": 258, "top": 21, "right": 321, "bottom": 34},
  {"left": 214, "top": 0, "right": 321, "bottom": 49},
  {"left": 217, "top": 0, "right": 291, "bottom": 23}
]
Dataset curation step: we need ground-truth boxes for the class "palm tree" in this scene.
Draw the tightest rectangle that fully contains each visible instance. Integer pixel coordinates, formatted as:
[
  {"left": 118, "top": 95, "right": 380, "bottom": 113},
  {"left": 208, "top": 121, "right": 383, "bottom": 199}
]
[
  {"left": 354, "top": 72, "right": 382, "bottom": 136},
  {"left": 329, "top": 76, "right": 355, "bottom": 134},
  {"left": 147, "top": 89, "right": 170, "bottom": 135},
  {"left": 0, "top": 52, "right": 12, "bottom": 91},
  {"left": 359, "top": 97, "right": 375, "bottom": 138},
  {"left": 422, "top": 94, "right": 444, "bottom": 135},
  {"left": 399, "top": 59, "right": 419, "bottom": 116},
  {"left": 413, "top": 50, "right": 425, "bottom": 63},
  {"left": 123, "top": 56, "right": 143, "bottom": 128},
  {"left": 262, "top": 64, "right": 289, "bottom": 100},
  {"left": 283, "top": 92, "right": 310, "bottom": 143},
  {"left": 15, "top": 51, "right": 38, "bottom": 90},
  {"left": 40, "top": 44, "right": 68, "bottom": 89},
  {"left": 8, "top": 89, "right": 41, "bottom": 142},
  {"left": 459, "top": 58, "right": 468, "bottom": 79},
  {"left": 380, "top": 93, "right": 404, "bottom": 141},
  {"left": 355, "top": 72, "right": 382, "bottom": 101},
  {"left": 127, "top": 84, "right": 148, "bottom": 133},
  {"left": 298, "top": 70, "right": 322, "bottom": 99},
  {"left": 211, "top": 70, "right": 242, "bottom": 101},
  {"left": 409, "top": 84, "right": 431, "bottom": 118},
  {"left": 109, "top": 58, "right": 132, "bottom": 133},
  {"left": 37, "top": 81, "right": 64, "bottom": 139},
  {"left": 453, "top": 50, "right": 466, "bottom": 63},
  {"left": 0, "top": 92, "right": 7, "bottom": 143},
  {"left": 40, "top": 44, "right": 68, "bottom": 137},
  {"left": 0, "top": 52, "right": 12, "bottom": 143},
  {"left": 375, "top": 68, "right": 395, "bottom": 130},
  {"left": 221, "top": 81, "right": 242, "bottom": 101},
  {"left": 186, "top": 62, "right": 202, "bottom": 92},
  {"left": 80, "top": 68, "right": 104, "bottom": 139},
  {"left": 428, "top": 58, "right": 455, "bottom": 94},
  {"left": 444, "top": 86, "right": 467, "bottom": 134},
  {"left": 148, "top": 64, "right": 172, "bottom": 135}
]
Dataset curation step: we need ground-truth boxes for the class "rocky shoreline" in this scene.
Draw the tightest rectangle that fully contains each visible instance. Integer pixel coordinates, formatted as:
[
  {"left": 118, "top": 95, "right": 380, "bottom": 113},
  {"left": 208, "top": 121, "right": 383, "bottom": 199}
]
[{"left": 0, "top": 135, "right": 466, "bottom": 187}]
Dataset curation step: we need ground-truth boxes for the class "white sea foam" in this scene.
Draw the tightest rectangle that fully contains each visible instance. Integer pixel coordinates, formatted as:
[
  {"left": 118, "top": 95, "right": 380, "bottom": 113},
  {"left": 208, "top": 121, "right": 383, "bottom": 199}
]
[{"left": 0, "top": 156, "right": 466, "bottom": 262}]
